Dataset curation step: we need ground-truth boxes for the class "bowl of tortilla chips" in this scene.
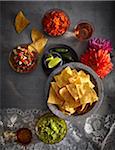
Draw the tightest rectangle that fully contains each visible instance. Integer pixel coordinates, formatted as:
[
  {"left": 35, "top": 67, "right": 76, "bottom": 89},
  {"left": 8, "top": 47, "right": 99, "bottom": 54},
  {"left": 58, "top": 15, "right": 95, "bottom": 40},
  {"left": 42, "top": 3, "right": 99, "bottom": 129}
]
[{"left": 46, "top": 62, "right": 104, "bottom": 121}]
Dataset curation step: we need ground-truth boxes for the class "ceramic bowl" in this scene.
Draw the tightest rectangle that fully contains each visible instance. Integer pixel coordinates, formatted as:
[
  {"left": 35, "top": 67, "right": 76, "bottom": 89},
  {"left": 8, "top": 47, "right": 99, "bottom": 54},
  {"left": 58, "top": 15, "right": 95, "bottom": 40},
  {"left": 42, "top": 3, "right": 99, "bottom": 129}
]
[{"left": 46, "top": 62, "right": 104, "bottom": 122}]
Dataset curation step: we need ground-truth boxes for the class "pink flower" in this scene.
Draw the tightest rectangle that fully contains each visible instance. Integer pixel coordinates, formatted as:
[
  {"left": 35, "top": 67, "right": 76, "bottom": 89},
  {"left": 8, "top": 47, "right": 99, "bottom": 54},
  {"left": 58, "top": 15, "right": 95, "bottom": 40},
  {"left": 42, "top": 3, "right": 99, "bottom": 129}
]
[{"left": 88, "top": 38, "right": 112, "bottom": 53}]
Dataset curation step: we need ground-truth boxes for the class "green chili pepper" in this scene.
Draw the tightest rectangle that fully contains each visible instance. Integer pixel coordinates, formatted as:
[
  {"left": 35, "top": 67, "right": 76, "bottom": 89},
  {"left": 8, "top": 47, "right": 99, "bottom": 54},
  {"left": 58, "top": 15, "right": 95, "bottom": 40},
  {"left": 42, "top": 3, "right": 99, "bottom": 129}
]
[
  {"left": 50, "top": 48, "right": 69, "bottom": 53},
  {"left": 61, "top": 53, "right": 74, "bottom": 61}
]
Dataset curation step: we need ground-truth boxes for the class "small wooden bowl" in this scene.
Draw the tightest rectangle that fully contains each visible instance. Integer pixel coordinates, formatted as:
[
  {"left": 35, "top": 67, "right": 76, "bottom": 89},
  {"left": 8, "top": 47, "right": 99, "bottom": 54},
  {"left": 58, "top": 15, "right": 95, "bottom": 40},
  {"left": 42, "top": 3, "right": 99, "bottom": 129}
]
[{"left": 9, "top": 44, "right": 38, "bottom": 73}]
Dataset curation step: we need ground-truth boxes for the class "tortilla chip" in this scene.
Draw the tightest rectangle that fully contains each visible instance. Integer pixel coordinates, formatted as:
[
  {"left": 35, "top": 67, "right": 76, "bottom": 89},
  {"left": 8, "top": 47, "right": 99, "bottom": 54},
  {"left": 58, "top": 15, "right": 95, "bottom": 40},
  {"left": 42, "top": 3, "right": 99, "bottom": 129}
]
[
  {"left": 58, "top": 103, "right": 77, "bottom": 115},
  {"left": 51, "top": 82, "right": 64, "bottom": 101},
  {"left": 78, "top": 70, "right": 87, "bottom": 77},
  {"left": 66, "top": 84, "right": 79, "bottom": 101},
  {"left": 64, "top": 106, "right": 76, "bottom": 114},
  {"left": 31, "top": 28, "right": 44, "bottom": 42},
  {"left": 54, "top": 74, "right": 68, "bottom": 88},
  {"left": 47, "top": 87, "right": 63, "bottom": 105},
  {"left": 61, "top": 66, "right": 73, "bottom": 76},
  {"left": 80, "top": 75, "right": 94, "bottom": 88},
  {"left": 80, "top": 88, "right": 98, "bottom": 106},
  {"left": 28, "top": 45, "right": 36, "bottom": 53},
  {"left": 58, "top": 105, "right": 75, "bottom": 115},
  {"left": 69, "top": 70, "right": 95, "bottom": 88},
  {"left": 51, "top": 82, "right": 60, "bottom": 95},
  {"left": 78, "top": 71, "right": 94, "bottom": 87},
  {"left": 75, "top": 84, "right": 84, "bottom": 98},
  {"left": 59, "top": 87, "right": 74, "bottom": 102},
  {"left": 72, "top": 69, "right": 78, "bottom": 76},
  {"left": 29, "top": 37, "right": 48, "bottom": 54},
  {"left": 59, "top": 87, "right": 80, "bottom": 108},
  {"left": 80, "top": 104, "right": 87, "bottom": 112},
  {"left": 77, "top": 104, "right": 89, "bottom": 114},
  {"left": 61, "top": 66, "right": 73, "bottom": 82},
  {"left": 69, "top": 76, "right": 81, "bottom": 84},
  {"left": 62, "top": 106, "right": 76, "bottom": 115},
  {"left": 54, "top": 67, "right": 73, "bottom": 88},
  {"left": 15, "top": 11, "right": 30, "bottom": 33},
  {"left": 86, "top": 75, "right": 95, "bottom": 88}
]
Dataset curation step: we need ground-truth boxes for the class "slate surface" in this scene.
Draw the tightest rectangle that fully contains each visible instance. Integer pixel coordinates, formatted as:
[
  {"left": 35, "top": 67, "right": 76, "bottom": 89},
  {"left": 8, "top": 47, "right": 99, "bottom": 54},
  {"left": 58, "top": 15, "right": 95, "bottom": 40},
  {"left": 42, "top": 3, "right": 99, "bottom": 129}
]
[{"left": 1, "top": 1, "right": 115, "bottom": 116}]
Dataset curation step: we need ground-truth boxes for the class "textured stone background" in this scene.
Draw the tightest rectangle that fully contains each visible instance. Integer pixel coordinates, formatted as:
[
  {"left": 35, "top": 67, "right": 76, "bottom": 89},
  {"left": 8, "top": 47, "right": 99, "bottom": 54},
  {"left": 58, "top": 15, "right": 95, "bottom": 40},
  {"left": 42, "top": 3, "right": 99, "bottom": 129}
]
[{"left": 1, "top": 1, "right": 115, "bottom": 117}]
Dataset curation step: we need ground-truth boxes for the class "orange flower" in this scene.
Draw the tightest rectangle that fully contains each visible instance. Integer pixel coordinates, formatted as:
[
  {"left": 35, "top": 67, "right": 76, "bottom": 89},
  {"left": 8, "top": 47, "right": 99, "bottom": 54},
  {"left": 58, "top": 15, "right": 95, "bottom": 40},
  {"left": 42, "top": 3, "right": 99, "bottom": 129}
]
[{"left": 81, "top": 49, "right": 113, "bottom": 78}]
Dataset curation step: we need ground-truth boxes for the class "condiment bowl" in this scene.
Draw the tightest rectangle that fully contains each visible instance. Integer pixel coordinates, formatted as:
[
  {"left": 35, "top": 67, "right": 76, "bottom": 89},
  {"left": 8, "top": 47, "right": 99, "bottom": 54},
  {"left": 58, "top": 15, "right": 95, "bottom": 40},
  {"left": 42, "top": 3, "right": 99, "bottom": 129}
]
[{"left": 46, "top": 62, "right": 104, "bottom": 122}]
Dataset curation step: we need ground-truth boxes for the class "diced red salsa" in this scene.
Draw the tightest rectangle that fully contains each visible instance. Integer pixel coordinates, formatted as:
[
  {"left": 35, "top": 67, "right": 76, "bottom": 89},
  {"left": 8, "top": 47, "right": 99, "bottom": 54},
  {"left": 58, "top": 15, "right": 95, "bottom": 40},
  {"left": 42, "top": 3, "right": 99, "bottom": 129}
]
[
  {"left": 42, "top": 9, "right": 70, "bottom": 36},
  {"left": 9, "top": 45, "right": 38, "bottom": 73}
]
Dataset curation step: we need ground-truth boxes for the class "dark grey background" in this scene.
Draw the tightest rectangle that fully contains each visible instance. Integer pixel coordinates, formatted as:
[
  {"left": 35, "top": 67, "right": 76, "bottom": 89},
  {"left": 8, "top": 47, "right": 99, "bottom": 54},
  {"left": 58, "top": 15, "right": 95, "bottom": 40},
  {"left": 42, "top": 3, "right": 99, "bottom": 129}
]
[{"left": 1, "top": 1, "right": 115, "bottom": 117}]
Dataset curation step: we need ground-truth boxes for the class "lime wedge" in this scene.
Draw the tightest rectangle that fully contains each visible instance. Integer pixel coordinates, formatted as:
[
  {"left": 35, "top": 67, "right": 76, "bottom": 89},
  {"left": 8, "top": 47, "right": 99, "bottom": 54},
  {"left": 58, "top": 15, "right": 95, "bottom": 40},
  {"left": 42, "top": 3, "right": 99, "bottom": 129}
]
[
  {"left": 46, "top": 55, "right": 54, "bottom": 62},
  {"left": 48, "top": 57, "right": 62, "bottom": 68}
]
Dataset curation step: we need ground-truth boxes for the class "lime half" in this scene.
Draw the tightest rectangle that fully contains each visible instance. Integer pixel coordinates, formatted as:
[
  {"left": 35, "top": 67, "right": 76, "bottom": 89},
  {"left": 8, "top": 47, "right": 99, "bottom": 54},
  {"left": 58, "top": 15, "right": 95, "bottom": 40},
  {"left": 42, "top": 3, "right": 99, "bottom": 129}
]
[
  {"left": 48, "top": 57, "right": 62, "bottom": 68},
  {"left": 46, "top": 54, "right": 54, "bottom": 62}
]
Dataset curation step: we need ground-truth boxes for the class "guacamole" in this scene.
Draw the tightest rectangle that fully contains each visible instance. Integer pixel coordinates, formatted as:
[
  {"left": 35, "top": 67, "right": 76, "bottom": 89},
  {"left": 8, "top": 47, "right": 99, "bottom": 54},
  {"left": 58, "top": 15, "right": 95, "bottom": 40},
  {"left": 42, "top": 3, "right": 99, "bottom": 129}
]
[{"left": 35, "top": 113, "right": 67, "bottom": 144}]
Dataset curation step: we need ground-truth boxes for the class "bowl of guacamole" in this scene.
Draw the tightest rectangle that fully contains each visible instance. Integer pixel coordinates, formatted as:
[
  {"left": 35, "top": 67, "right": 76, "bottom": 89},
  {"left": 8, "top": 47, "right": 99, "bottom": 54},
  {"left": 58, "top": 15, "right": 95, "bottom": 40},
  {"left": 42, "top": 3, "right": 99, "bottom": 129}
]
[{"left": 35, "top": 113, "right": 67, "bottom": 144}]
